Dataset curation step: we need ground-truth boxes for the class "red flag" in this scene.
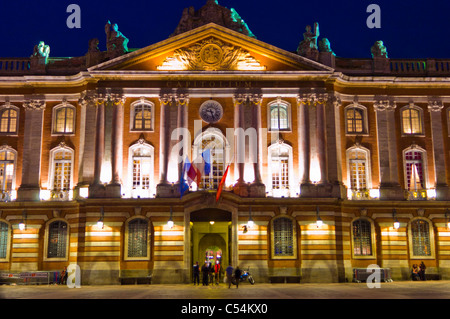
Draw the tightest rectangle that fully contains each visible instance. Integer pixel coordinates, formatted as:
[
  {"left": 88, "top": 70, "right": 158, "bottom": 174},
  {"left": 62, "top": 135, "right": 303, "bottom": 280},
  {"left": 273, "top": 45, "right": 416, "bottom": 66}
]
[{"left": 216, "top": 164, "right": 230, "bottom": 202}]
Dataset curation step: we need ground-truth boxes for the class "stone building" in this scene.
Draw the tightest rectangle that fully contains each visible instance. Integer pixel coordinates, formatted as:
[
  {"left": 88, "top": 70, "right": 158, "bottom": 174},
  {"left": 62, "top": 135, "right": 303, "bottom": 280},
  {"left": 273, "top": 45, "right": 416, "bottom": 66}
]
[{"left": 0, "top": 0, "right": 449, "bottom": 284}]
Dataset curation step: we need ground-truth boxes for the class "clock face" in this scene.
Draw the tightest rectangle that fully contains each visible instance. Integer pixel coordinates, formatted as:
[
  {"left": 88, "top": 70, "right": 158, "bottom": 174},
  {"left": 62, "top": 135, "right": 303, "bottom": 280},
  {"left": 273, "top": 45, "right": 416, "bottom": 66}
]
[{"left": 199, "top": 101, "right": 223, "bottom": 123}]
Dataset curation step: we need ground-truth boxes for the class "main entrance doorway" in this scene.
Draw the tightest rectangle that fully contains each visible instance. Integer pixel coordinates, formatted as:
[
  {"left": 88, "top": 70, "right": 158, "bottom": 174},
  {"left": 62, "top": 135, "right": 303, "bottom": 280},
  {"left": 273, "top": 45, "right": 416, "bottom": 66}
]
[{"left": 190, "top": 209, "right": 232, "bottom": 281}]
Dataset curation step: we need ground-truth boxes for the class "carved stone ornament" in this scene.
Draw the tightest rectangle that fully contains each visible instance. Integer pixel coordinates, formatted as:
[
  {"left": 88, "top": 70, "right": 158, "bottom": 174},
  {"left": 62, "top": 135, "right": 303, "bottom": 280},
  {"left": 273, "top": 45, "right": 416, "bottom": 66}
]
[
  {"left": 297, "top": 92, "right": 328, "bottom": 106},
  {"left": 23, "top": 99, "right": 46, "bottom": 111},
  {"left": 232, "top": 93, "right": 262, "bottom": 106},
  {"left": 78, "top": 91, "right": 99, "bottom": 107},
  {"left": 428, "top": 100, "right": 444, "bottom": 112},
  {"left": 157, "top": 37, "right": 266, "bottom": 71},
  {"left": 159, "top": 93, "right": 189, "bottom": 106},
  {"left": 373, "top": 98, "right": 396, "bottom": 112}
]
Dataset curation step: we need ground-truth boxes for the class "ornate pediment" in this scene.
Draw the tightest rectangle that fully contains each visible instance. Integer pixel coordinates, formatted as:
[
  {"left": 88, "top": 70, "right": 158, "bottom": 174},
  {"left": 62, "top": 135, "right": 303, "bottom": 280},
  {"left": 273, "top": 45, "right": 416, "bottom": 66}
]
[{"left": 157, "top": 37, "right": 266, "bottom": 71}]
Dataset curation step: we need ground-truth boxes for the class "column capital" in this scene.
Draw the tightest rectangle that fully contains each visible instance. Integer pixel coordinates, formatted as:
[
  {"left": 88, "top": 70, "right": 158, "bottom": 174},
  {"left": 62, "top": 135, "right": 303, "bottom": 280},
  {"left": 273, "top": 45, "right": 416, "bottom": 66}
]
[
  {"left": 78, "top": 90, "right": 99, "bottom": 107},
  {"left": 23, "top": 99, "right": 46, "bottom": 111},
  {"left": 297, "top": 92, "right": 328, "bottom": 106},
  {"left": 159, "top": 93, "right": 188, "bottom": 105},
  {"left": 233, "top": 93, "right": 262, "bottom": 106},
  {"left": 427, "top": 99, "right": 444, "bottom": 112},
  {"left": 373, "top": 98, "right": 396, "bottom": 112}
]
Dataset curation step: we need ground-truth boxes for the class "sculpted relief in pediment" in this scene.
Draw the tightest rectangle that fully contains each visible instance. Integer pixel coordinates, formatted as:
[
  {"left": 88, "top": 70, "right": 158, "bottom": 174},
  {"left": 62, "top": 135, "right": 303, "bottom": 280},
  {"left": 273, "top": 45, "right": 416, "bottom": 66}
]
[{"left": 157, "top": 38, "right": 266, "bottom": 71}]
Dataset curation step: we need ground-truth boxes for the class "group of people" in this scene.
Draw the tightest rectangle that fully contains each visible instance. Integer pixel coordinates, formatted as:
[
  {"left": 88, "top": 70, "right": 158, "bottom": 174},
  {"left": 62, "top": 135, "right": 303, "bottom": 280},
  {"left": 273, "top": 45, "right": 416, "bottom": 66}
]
[
  {"left": 411, "top": 261, "right": 426, "bottom": 281},
  {"left": 193, "top": 261, "right": 222, "bottom": 286},
  {"left": 193, "top": 261, "right": 242, "bottom": 288}
]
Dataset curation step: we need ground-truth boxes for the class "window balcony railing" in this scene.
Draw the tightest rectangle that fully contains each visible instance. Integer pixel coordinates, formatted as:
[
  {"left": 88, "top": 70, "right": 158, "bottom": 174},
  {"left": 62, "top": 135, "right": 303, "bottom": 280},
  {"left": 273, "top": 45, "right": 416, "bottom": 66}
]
[
  {"left": 350, "top": 189, "right": 371, "bottom": 200},
  {"left": 406, "top": 189, "right": 428, "bottom": 201},
  {"left": 50, "top": 190, "right": 71, "bottom": 201}
]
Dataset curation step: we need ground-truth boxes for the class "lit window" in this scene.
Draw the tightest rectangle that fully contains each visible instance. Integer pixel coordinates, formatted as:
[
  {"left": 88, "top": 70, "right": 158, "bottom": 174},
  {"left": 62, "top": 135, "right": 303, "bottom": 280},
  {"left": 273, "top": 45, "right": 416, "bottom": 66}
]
[
  {"left": 131, "top": 102, "right": 153, "bottom": 131},
  {"left": 269, "top": 102, "right": 290, "bottom": 131},
  {"left": 0, "top": 221, "right": 9, "bottom": 259},
  {"left": 402, "top": 106, "right": 423, "bottom": 134},
  {"left": 272, "top": 217, "right": 295, "bottom": 258},
  {"left": 411, "top": 219, "right": 431, "bottom": 257},
  {"left": 0, "top": 108, "right": 18, "bottom": 134},
  {"left": 0, "top": 148, "right": 15, "bottom": 193},
  {"left": 405, "top": 150, "right": 425, "bottom": 191},
  {"left": 352, "top": 219, "right": 373, "bottom": 256},
  {"left": 196, "top": 132, "right": 225, "bottom": 190},
  {"left": 50, "top": 147, "right": 73, "bottom": 197},
  {"left": 47, "top": 220, "right": 68, "bottom": 258},
  {"left": 345, "top": 106, "right": 366, "bottom": 134},
  {"left": 270, "top": 144, "right": 290, "bottom": 192},
  {"left": 53, "top": 106, "right": 75, "bottom": 134},
  {"left": 347, "top": 148, "right": 369, "bottom": 191},
  {"left": 130, "top": 143, "right": 153, "bottom": 198},
  {"left": 127, "top": 218, "right": 148, "bottom": 258}
]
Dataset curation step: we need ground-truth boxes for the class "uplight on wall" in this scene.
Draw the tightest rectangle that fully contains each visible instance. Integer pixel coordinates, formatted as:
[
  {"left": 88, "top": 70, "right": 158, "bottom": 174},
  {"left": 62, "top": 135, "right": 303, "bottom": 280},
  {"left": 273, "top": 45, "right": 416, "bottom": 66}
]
[
  {"left": 247, "top": 206, "right": 254, "bottom": 229},
  {"left": 316, "top": 206, "right": 323, "bottom": 228},
  {"left": 18, "top": 210, "right": 27, "bottom": 231},
  {"left": 97, "top": 207, "right": 104, "bottom": 229},
  {"left": 167, "top": 207, "right": 174, "bottom": 229},
  {"left": 446, "top": 209, "right": 450, "bottom": 230}
]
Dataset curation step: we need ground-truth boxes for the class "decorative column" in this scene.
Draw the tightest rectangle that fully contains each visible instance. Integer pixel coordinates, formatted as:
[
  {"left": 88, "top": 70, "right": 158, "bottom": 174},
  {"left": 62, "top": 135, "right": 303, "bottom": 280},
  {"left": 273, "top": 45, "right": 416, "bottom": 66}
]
[
  {"left": 17, "top": 99, "right": 45, "bottom": 201},
  {"left": 428, "top": 99, "right": 450, "bottom": 200},
  {"left": 232, "top": 94, "right": 249, "bottom": 197},
  {"left": 314, "top": 93, "right": 328, "bottom": 184},
  {"left": 76, "top": 91, "right": 98, "bottom": 197},
  {"left": 248, "top": 93, "right": 265, "bottom": 197},
  {"left": 176, "top": 94, "right": 189, "bottom": 184},
  {"left": 110, "top": 94, "right": 125, "bottom": 186},
  {"left": 297, "top": 94, "right": 311, "bottom": 186},
  {"left": 374, "top": 98, "right": 403, "bottom": 200}
]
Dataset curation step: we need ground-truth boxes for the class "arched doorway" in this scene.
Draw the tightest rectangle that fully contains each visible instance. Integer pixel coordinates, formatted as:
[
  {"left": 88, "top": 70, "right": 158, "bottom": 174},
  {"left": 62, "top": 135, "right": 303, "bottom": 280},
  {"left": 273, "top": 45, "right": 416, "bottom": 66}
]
[{"left": 190, "top": 208, "right": 232, "bottom": 281}]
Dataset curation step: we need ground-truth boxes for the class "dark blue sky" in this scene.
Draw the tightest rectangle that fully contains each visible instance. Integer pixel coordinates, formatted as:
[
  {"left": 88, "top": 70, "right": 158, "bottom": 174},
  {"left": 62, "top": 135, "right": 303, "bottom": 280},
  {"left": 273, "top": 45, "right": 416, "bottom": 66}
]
[{"left": 1, "top": 0, "right": 449, "bottom": 59}]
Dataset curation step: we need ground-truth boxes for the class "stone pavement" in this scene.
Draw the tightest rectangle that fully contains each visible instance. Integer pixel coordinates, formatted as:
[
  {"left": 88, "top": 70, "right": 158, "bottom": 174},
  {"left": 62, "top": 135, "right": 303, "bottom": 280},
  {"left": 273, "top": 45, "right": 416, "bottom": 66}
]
[{"left": 1, "top": 281, "right": 448, "bottom": 317}]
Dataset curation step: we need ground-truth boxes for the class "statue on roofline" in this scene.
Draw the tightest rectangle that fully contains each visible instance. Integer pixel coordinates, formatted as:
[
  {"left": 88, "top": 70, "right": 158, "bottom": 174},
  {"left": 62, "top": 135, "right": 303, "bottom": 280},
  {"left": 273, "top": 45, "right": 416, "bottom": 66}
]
[
  {"left": 371, "top": 40, "right": 388, "bottom": 58},
  {"left": 32, "top": 41, "right": 50, "bottom": 60},
  {"left": 297, "top": 22, "right": 320, "bottom": 56},
  {"left": 105, "top": 20, "right": 129, "bottom": 54}
]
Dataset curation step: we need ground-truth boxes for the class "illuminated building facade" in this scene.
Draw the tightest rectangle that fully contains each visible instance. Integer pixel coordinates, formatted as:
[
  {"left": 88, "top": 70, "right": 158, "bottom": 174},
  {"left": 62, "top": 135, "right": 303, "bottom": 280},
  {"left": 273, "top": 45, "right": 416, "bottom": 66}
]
[{"left": 1, "top": 0, "right": 450, "bottom": 284}]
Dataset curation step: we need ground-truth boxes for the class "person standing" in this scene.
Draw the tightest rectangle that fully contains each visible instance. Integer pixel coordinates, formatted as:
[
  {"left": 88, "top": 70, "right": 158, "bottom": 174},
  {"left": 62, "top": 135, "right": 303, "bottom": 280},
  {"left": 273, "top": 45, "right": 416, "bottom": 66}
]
[
  {"left": 193, "top": 262, "right": 200, "bottom": 285},
  {"left": 234, "top": 266, "right": 242, "bottom": 289},
  {"left": 201, "top": 262, "right": 209, "bottom": 286},
  {"left": 214, "top": 261, "right": 221, "bottom": 285},
  {"left": 225, "top": 263, "right": 234, "bottom": 288},
  {"left": 419, "top": 261, "right": 426, "bottom": 281}
]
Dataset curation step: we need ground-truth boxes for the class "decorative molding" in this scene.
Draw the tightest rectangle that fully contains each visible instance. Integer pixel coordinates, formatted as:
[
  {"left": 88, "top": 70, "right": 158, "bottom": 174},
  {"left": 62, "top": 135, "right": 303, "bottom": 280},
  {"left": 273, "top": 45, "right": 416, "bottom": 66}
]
[
  {"left": 427, "top": 100, "right": 444, "bottom": 112},
  {"left": 373, "top": 97, "right": 396, "bottom": 112},
  {"left": 23, "top": 99, "right": 46, "bottom": 111},
  {"left": 233, "top": 93, "right": 262, "bottom": 106},
  {"left": 157, "top": 37, "right": 266, "bottom": 71}
]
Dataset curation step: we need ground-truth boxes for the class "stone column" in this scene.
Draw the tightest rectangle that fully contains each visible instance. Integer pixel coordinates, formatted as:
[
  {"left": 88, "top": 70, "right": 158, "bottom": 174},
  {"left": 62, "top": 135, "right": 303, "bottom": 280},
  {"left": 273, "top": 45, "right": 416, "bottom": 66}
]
[
  {"left": 76, "top": 91, "right": 98, "bottom": 197},
  {"left": 17, "top": 99, "right": 45, "bottom": 201},
  {"left": 428, "top": 100, "right": 450, "bottom": 200},
  {"left": 156, "top": 94, "right": 176, "bottom": 197},
  {"left": 315, "top": 93, "right": 328, "bottom": 184},
  {"left": 249, "top": 94, "right": 265, "bottom": 197},
  {"left": 232, "top": 94, "right": 248, "bottom": 196},
  {"left": 110, "top": 94, "right": 125, "bottom": 186},
  {"left": 92, "top": 96, "right": 105, "bottom": 186},
  {"left": 374, "top": 98, "right": 403, "bottom": 200},
  {"left": 176, "top": 94, "right": 189, "bottom": 183},
  {"left": 297, "top": 94, "right": 311, "bottom": 186}
]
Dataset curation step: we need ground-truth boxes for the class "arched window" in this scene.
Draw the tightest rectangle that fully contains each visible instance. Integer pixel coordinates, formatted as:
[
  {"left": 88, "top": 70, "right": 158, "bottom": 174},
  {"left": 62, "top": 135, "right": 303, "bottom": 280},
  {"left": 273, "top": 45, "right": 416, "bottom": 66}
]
[
  {"left": 0, "top": 107, "right": 18, "bottom": 134},
  {"left": 49, "top": 144, "right": 74, "bottom": 200},
  {"left": 268, "top": 142, "right": 293, "bottom": 197},
  {"left": 269, "top": 100, "right": 290, "bottom": 131},
  {"left": 401, "top": 104, "right": 423, "bottom": 135},
  {"left": 271, "top": 217, "right": 296, "bottom": 259},
  {"left": 129, "top": 141, "right": 154, "bottom": 198},
  {"left": 345, "top": 104, "right": 367, "bottom": 134},
  {"left": 126, "top": 218, "right": 149, "bottom": 259},
  {"left": 0, "top": 146, "right": 16, "bottom": 199},
  {"left": 47, "top": 220, "right": 68, "bottom": 259},
  {"left": 0, "top": 221, "right": 10, "bottom": 260},
  {"left": 410, "top": 219, "right": 432, "bottom": 257},
  {"left": 131, "top": 100, "right": 154, "bottom": 131},
  {"left": 53, "top": 104, "right": 75, "bottom": 134},
  {"left": 403, "top": 146, "right": 427, "bottom": 200},
  {"left": 346, "top": 146, "right": 371, "bottom": 199},
  {"left": 352, "top": 218, "right": 373, "bottom": 257},
  {"left": 193, "top": 129, "right": 229, "bottom": 190}
]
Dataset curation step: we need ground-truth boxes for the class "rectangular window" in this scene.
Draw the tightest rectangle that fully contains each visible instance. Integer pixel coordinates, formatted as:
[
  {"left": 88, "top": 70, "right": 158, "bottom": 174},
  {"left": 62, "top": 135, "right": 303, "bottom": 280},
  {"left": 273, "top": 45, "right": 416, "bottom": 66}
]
[
  {"left": 353, "top": 219, "right": 372, "bottom": 256},
  {"left": 0, "top": 222, "right": 8, "bottom": 259},
  {"left": 273, "top": 218, "right": 294, "bottom": 257}
]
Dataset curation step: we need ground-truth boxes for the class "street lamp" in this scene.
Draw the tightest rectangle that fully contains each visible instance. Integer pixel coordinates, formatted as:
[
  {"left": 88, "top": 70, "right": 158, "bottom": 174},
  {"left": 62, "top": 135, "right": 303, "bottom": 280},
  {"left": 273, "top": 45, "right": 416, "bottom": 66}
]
[
  {"left": 316, "top": 206, "right": 323, "bottom": 228},
  {"left": 393, "top": 209, "right": 400, "bottom": 229},
  {"left": 247, "top": 206, "right": 254, "bottom": 228},
  {"left": 167, "top": 207, "right": 174, "bottom": 229},
  {"left": 97, "top": 207, "right": 104, "bottom": 229},
  {"left": 18, "top": 210, "right": 27, "bottom": 231}
]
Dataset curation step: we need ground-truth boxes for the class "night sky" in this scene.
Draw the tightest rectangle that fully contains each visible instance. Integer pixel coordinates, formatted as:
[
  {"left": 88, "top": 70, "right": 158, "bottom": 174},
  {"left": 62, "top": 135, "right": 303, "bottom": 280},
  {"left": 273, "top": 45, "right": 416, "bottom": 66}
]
[{"left": 1, "top": 0, "right": 449, "bottom": 59}]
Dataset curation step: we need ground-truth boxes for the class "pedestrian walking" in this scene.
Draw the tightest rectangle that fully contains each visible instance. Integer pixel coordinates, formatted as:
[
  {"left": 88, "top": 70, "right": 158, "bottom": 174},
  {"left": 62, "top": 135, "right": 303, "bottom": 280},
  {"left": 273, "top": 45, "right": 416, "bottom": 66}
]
[
  {"left": 193, "top": 262, "right": 200, "bottom": 285},
  {"left": 225, "top": 263, "right": 233, "bottom": 288},
  {"left": 234, "top": 266, "right": 241, "bottom": 289}
]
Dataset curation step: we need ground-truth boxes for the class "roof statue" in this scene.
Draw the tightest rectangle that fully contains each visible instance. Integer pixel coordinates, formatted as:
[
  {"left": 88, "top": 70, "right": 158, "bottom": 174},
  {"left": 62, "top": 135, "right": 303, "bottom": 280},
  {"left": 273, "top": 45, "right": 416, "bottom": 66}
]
[
  {"left": 319, "top": 38, "right": 335, "bottom": 55},
  {"left": 297, "top": 22, "right": 320, "bottom": 55},
  {"left": 171, "top": 0, "right": 255, "bottom": 38},
  {"left": 31, "top": 41, "right": 50, "bottom": 63},
  {"left": 105, "top": 21, "right": 129, "bottom": 56},
  {"left": 371, "top": 40, "right": 388, "bottom": 58}
]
